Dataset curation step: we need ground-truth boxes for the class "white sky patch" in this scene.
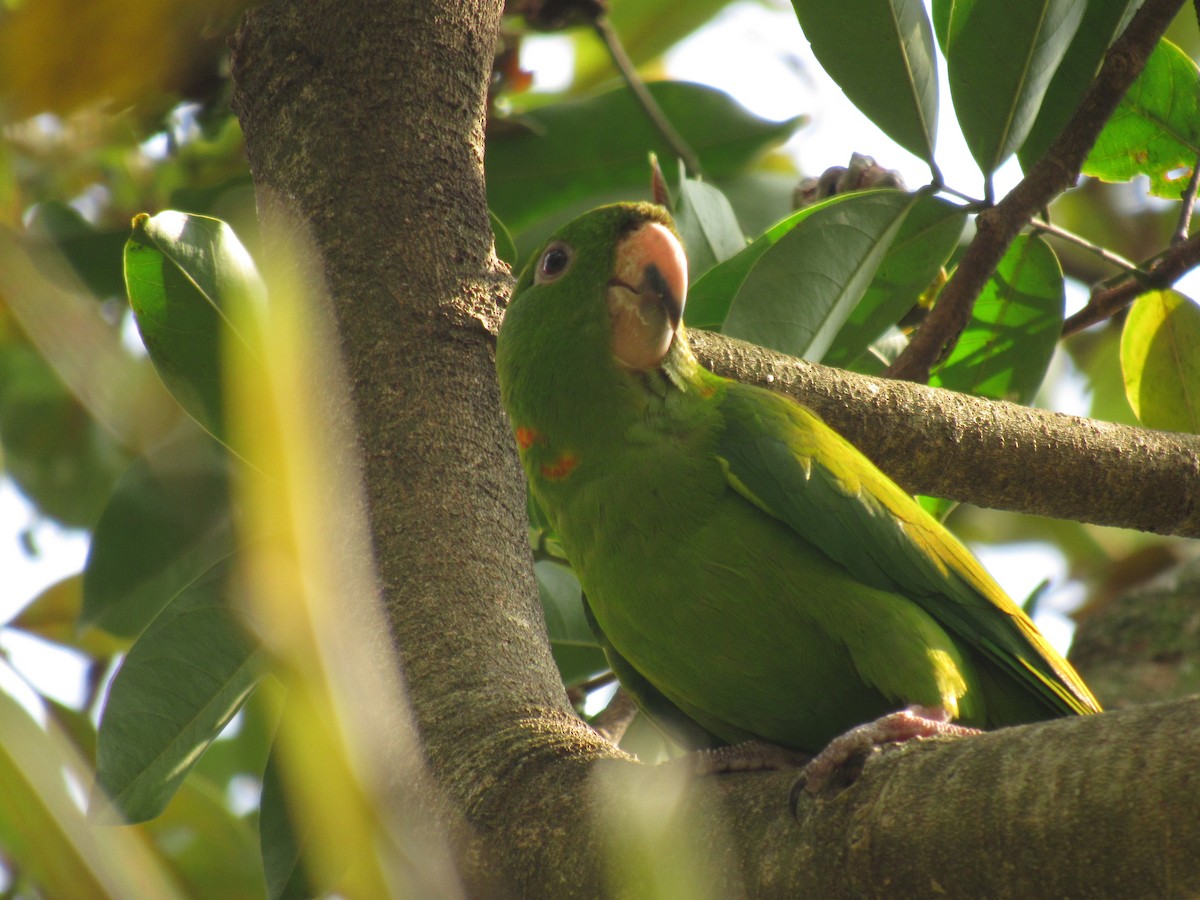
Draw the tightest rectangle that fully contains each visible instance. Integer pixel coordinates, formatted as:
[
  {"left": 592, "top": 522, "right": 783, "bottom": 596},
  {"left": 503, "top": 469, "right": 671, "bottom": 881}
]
[
  {"left": 0, "top": 478, "right": 89, "bottom": 622},
  {"left": 970, "top": 541, "right": 1083, "bottom": 656},
  {"left": 521, "top": 34, "right": 576, "bottom": 93},
  {"left": 0, "top": 629, "right": 92, "bottom": 710}
]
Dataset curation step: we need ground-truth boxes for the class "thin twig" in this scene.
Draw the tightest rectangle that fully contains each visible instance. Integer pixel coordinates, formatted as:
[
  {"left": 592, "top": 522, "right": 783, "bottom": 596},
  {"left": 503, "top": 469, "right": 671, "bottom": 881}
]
[
  {"left": 589, "top": 687, "right": 639, "bottom": 745},
  {"left": 593, "top": 16, "right": 706, "bottom": 179},
  {"left": 1062, "top": 230, "right": 1200, "bottom": 336},
  {"left": 884, "top": 0, "right": 1185, "bottom": 383},
  {"left": 566, "top": 669, "right": 617, "bottom": 706},
  {"left": 936, "top": 182, "right": 988, "bottom": 209},
  {"left": 1030, "top": 219, "right": 1143, "bottom": 274},
  {"left": 1172, "top": 151, "right": 1200, "bottom": 243}
]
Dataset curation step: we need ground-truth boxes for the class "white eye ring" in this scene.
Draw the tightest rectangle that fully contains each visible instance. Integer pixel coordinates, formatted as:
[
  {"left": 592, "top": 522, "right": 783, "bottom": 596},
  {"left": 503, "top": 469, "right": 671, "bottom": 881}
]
[{"left": 535, "top": 241, "right": 574, "bottom": 284}]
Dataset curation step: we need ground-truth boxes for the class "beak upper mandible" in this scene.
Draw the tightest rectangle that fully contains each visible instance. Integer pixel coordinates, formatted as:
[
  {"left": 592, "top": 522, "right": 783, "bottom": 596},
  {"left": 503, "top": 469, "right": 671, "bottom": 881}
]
[{"left": 613, "top": 221, "right": 688, "bottom": 331}]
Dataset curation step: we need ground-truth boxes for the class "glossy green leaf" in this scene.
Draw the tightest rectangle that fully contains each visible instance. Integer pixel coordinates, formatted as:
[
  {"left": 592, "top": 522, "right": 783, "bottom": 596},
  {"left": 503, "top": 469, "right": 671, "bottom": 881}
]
[
  {"left": 82, "top": 430, "right": 235, "bottom": 637},
  {"left": 93, "top": 555, "right": 262, "bottom": 824},
  {"left": 191, "top": 686, "right": 277, "bottom": 796},
  {"left": 686, "top": 206, "right": 814, "bottom": 331},
  {"left": 487, "top": 82, "right": 804, "bottom": 234},
  {"left": 918, "top": 494, "right": 958, "bottom": 523},
  {"left": 537, "top": 559, "right": 595, "bottom": 647},
  {"left": 930, "top": 234, "right": 1064, "bottom": 403},
  {"left": 674, "top": 172, "right": 746, "bottom": 282},
  {"left": 940, "top": 0, "right": 1085, "bottom": 176},
  {"left": 1120, "top": 290, "right": 1200, "bottom": 433},
  {"left": 720, "top": 190, "right": 919, "bottom": 360},
  {"left": 260, "top": 744, "right": 313, "bottom": 900},
  {"left": 490, "top": 210, "right": 518, "bottom": 269},
  {"left": 1018, "top": 0, "right": 1139, "bottom": 168},
  {"left": 537, "top": 560, "right": 608, "bottom": 687},
  {"left": 822, "top": 194, "right": 966, "bottom": 367},
  {"left": 791, "top": 0, "right": 939, "bottom": 163},
  {"left": 851, "top": 327, "right": 910, "bottom": 375},
  {"left": 124, "top": 211, "right": 266, "bottom": 448},
  {"left": 1082, "top": 40, "right": 1200, "bottom": 198}
]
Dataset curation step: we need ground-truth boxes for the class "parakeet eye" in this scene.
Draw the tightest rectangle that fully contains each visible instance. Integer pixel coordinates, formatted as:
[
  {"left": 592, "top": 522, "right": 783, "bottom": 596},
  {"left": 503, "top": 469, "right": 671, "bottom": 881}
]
[{"left": 535, "top": 242, "right": 574, "bottom": 284}]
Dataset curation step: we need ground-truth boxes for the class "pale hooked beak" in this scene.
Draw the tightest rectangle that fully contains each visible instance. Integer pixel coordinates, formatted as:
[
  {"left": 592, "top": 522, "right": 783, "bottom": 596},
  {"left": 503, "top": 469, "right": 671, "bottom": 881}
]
[{"left": 606, "top": 221, "right": 688, "bottom": 370}]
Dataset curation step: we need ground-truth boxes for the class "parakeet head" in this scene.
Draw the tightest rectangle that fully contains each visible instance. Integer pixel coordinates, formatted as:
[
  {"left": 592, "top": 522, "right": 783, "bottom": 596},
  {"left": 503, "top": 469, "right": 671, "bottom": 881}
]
[{"left": 496, "top": 203, "right": 698, "bottom": 450}]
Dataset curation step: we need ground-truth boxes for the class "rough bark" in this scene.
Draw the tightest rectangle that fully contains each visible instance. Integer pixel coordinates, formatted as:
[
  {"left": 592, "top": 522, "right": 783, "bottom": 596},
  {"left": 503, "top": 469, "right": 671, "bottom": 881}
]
[{"left": 228, "top": 1, "right": 1200, "bottom": 896}]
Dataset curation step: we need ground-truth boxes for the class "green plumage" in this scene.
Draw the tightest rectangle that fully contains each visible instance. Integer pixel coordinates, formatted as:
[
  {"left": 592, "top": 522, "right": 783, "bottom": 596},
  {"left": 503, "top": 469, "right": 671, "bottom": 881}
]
[{"left": 496, "top": 202, "right": 1099, "bottom": 754}]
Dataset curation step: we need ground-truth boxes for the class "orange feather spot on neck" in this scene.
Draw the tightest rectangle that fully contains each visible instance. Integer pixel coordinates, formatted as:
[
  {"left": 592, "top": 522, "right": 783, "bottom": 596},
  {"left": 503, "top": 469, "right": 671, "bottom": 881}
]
[
  {"left": 540, "top": 450, "right": 579, "bottom": 480},
  {"left": 515, "top": 425, "right": 543, "bottom": 450}
]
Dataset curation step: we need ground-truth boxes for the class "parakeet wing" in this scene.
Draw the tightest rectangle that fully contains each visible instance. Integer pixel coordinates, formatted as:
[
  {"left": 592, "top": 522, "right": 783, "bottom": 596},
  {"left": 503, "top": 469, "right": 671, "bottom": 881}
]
[{"left": 714, "top": 381, "right": 1101, "bottom": 718}]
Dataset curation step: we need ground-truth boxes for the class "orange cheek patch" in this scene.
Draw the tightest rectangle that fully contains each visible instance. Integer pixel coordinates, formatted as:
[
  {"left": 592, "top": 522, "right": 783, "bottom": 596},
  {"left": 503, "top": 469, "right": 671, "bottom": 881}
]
[
  {"left": 540, "top": 451, "right": 579, "bottom": 480},
  {"left": 515, "top": 425, "right": 543, "bottom": 450}
]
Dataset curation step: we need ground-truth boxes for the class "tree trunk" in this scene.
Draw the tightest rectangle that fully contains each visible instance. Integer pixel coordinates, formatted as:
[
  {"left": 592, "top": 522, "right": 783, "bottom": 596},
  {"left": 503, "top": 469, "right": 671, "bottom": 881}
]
[{"left": 229, "top": 1, "right": 1200, "bottom": 895}]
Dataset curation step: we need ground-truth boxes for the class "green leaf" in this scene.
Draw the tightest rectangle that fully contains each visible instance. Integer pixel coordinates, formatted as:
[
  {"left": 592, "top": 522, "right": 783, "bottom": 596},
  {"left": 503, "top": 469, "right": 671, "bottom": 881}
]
[
  {"left": 0, "top": 691, "right": 182, "bottom": 898},
  {"left": 93, "top": 555, "right": 262, "bottom": 824},
  {"left": 791, "top": 0, "right": 939, "bottom": 163},
  {"left": 918, "top": 494, "right": 958, "bottom": 523},
  {"left": 0, "top": 337, "right": 130, "bottom": 527},
  {"left": 1082, "top": 39, "right": 1200, "bottom": 199},
  {"left": 930, "top": 234, "right": 1064, "bottom": 403},
  {"left": 9, "top": 574, "right": 128, "bottom": 661},
  {"left": 260, "top": 743, "right": 313, "bottom": 900},
  {"left": 537, "top": 560, "right": 595, "bottom": 648},
  {"left": 851, "top": 327, "right": 911, "bottom": 375},
  {"left": 147, "top": 776, "right": 265, "bottom": 900},
  {"left": 1120, "top": 290, "right": 1200, "bottom": 433},
  {"left": 1017, "top": 0, "right": 1139, "bottom": 168},
  {"left": 26, "top": 201, "right": 129, "bottom": 299},
  {"left": 686, "top": 207, "right": 814, "bottom": 331},
  {"left": 490, "top": 210, "right": 518, "bottom": 269},
  {"left": 1064, "top": 325, "right": 1138, "bottom": 426},
  {"left": 823, "top": 194, "right": 966, "bottom": 367},
  {"left": 536, "top": 560, "right": 608, "bottom": 687},
  {"left": 673, "top": 170, "right": 746, "bottom": 282},
  {"left": 940, "top": 0, "right": 1086, "bottom": 176},
  {"left": 82, "top": 430, "right": 235, "bottom": 637},
  {"left": 487, "top": 82, "right": 804, "bottom": 234},
  {"left": 719, "top": 190, "right": 919, "bottom": 360},
  {"left": 124, "top": 211, "right": 266, "bottom": 449}
]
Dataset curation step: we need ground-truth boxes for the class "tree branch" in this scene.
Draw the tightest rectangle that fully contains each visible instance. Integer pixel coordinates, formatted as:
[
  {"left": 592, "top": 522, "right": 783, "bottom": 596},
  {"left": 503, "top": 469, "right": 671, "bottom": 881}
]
[
  {"left": 887, "top": 0, "right": 1187, "bottom": 383},
  {"left": 690, "top": 329, "right": 1200, "bottom": 538},
  {"left": 1062, "top": 230, "right": 1200, "bottom": 336}
]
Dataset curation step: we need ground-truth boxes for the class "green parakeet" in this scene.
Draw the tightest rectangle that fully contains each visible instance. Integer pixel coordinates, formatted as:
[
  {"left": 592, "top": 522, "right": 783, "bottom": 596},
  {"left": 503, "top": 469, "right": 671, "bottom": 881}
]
[{"left": 495, "top": 201, "right": 1100, "bottom": 759}]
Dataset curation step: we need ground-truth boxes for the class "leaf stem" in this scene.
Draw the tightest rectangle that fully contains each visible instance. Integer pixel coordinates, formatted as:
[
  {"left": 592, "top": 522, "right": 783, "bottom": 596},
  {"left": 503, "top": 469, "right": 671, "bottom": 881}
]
[
  {"left": 1030, "top": 219, "right": 1142, "bottom": 274},
  {"left": 935, "top": 182, "right": 988, "bottom": 209},
  {"left": 1172, "top": 151, "right": 1200, "bottom": 244},
  {"left": 593, "top": 16, "right": 707, "bottom": 179},
  {"left": 1061, "top": 230, "right": 1200, "bottom": 336}
]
